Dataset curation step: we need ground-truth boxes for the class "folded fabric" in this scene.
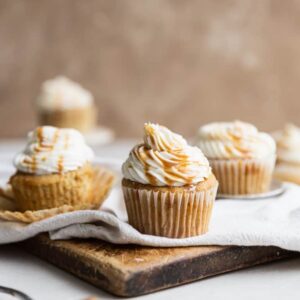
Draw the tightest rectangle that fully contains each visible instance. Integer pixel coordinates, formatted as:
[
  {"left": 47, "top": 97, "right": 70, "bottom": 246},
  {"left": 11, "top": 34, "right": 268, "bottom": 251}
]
[{"left": 1, "top": 181, "right": 300, "bottom": 252}]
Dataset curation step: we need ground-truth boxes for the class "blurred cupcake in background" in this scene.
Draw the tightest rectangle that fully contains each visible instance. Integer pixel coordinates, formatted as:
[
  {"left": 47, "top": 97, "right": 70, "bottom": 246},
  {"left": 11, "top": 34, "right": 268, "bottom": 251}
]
[
  {"left": 122, "top": 123, "right": 218, "bottom": 238},
  {"left": 37, "top": 76, "right": 97, "bottom": 133},
  {"left": 196, "top": 121, "right": 276, "bottom": 195},
  {"left": 273, "top": 124, "right": 300, "bottom": 184}
]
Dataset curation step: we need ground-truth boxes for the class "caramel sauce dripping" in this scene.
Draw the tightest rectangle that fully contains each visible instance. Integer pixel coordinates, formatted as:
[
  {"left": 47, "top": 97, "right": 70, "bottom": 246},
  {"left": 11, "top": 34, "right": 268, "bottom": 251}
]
[
  {"left": 140, "top": 146, "right": 157, "bottom": 186},
  {"left": 34, "top": 127, "right": 60, "bottom": 152},
  {"left": 224, "top": 145, "right": 234, "bottom": 156},
  {"left": 148, "top": 132, "right": 156, "bottom": 149},
  {"left": 227, "top": 131, "right": 253, "bottom": 157},
  {"left": 37, "top": 127, "right": 43, "bottom": 144},
  {"left": 160, "top": 136, "right": 172, "bottom": 152},
  {"left": 235, "top": 145, "right": 251, "bottom": 154},
  {"left": 145, "top": 124, "right": 174, "bottom": 152},
  {"left": 23, "top": 156, "right": 37, "bottom": 173},
  {"left": 228, "top": 131, "right": 242, "bottom": 143},
  {"left": 144, "top": 165, "right": 157, "bottom": 186},
  {"left": 31, "top": 127, "right": 63, "bottom": 173},
  {"left": 34, "top": 127, "right": 44, "bottom": 152},
  {"left": 31, "top": 156, "right": 37, "bottom": 173},
  {"left": 57, "top": 155, "right": 64, "bottom": 174}
]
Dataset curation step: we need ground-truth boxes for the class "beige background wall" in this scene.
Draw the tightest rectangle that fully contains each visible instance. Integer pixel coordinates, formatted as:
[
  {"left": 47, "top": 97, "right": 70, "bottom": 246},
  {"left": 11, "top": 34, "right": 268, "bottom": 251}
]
[{"left": 0, "top": 0, "right": 300, "bottom": 138}]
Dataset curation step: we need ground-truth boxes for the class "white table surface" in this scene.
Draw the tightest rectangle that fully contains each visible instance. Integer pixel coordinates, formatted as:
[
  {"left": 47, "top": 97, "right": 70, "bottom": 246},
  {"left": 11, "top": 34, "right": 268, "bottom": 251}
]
[{"left": 0, "top": 139, "right": 300, "bottom": 300}]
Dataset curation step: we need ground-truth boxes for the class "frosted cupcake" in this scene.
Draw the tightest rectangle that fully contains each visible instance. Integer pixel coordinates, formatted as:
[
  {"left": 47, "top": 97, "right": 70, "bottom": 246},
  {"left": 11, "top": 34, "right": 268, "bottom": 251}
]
[
  {"left": 37, "top": 76, "right": 97, "bottom": 133},
  {"left": 122, "top": 123, "right": 218, "bottom": 238},
  {"left": 10, "top": 126, "right": 100, "bottom": 211},
  {"left": 197, "top": 121, "right": 276, "bottom": 195},
  {"left": 273, "top": 124, "right": 300, "bottom": 184}
]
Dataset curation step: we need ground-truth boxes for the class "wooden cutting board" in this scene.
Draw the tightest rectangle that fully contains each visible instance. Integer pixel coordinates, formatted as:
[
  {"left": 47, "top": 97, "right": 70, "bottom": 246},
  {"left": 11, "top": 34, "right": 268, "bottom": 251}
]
[{"left": 19, "top": 235, "right": 296, "bottom": 297}]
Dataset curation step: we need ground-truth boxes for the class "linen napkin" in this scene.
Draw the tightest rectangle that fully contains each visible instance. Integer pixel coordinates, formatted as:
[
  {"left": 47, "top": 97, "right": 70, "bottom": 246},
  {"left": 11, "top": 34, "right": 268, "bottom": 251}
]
[{"left": 1, "top": 170, "right": 300, "bottom": 251}]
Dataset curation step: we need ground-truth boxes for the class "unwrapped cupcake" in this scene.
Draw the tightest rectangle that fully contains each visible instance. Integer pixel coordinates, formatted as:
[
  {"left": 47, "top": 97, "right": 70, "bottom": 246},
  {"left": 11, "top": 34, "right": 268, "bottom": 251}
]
[
  {"left": 10, "top": 126, "right": 104, "bottom": 211},
  {"left": 273, "top": 124, "right": 300, "bottom": 184},
  {"left": 37, "top": 76, "right": 97, "bottom": 133},
  {"left": 196, "top": 121, "right": 276, "bottom": 195},
  {"left": 122, "top": 123, "right": 218, "bottom": 238}
]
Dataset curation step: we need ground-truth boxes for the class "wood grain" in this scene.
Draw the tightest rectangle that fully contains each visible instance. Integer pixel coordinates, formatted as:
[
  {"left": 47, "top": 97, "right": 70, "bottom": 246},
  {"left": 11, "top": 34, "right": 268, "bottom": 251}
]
[{"left": 20, "top": 235, "right": 296, "bottom": 297}]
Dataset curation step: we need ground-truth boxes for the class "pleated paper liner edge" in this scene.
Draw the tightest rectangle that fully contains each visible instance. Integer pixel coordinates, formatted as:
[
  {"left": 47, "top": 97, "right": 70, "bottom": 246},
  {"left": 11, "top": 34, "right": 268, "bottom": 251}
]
[{"left": 0, "top": 167, "right": 116, "bottom": 223}]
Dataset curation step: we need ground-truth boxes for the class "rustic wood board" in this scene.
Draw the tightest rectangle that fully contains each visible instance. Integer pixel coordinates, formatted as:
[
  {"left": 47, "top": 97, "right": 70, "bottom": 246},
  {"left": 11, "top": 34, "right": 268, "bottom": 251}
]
[{"left": 19, "top": 235, "right": 296, "bottom": 297}]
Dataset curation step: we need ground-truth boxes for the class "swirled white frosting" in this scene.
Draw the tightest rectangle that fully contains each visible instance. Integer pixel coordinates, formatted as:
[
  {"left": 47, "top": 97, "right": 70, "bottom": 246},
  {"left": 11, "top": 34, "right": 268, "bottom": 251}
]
[
  {"left": 122, "top": 123, "right": 211, "bottom": 186},
  {"left": 196, "top": 121, "right": 276, "bottom": 159},
  {"left": 273, "top": 124, "right": 300, "bottom": 164},
  {"left": 14, "top": 126, "right": 94, "bottom": 175},
  {"left": 37, "top": 76, "right": 94, "bottom": 111}
]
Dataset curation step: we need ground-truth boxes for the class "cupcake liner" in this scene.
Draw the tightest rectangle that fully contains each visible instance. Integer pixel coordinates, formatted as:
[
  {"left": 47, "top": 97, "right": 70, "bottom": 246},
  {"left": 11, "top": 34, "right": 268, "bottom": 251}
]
[
  {"left": 210, "top": 155, "right": 276, "bottom": 195},
  {"left": 0, "top": 205, "right": 76, "bottom": 223},
  {"left": 122, "top": 183, "right": 218, "bottom": 238},
  {"left": 10, "top": 166, "right": 115, "bottom": 211}
]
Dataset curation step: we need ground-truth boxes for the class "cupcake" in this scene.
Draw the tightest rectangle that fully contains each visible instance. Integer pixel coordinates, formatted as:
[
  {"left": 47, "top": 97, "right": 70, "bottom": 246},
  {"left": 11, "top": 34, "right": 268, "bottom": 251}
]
[
  {"left": 10, "top": 126, "right": 101, "bottom": 211},
  {"left": 122, "top": 123, "right": 218, "bottom": 238},
  {"left": 196, "top": 121, "right": 276, "bottom": 195},
  {"left": 37, "top": 76, "right": 97, "bottom": 133},
  {"left": 273, "top": 124, "right": 300, "bottom": 184}
]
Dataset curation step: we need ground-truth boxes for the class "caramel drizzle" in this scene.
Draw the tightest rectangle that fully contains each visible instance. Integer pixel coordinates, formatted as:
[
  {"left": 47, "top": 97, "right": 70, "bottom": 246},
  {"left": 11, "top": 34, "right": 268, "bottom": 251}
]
[
  {"left": 37, "top": 127, "right": 43, "bottom": 143},
  {"left": 29, "top": 127, "right": 64, "bottom": 173},
  {"left": 23, "top": 156, "right": 37, "bottom": 173},
  {"left": 24, "top": 127, "right": 42, "bottom": 172},
  {"left": 57, "top": 155, "right": 64, "bottom": 174},
  {"left": 226, "top": 131, "right": 254, "bottom": 157},
  {"left": 134, "top": 145, "right": 157, "bottom": 185},
  {"left": 145, "top": 125, "right": 177, "bottom": 152},
  {"left": 34, "top": 127, "right": 60, "bottom": 152},
  {"left": 134, "top": 144, "right": 199, "bottom": 186}
]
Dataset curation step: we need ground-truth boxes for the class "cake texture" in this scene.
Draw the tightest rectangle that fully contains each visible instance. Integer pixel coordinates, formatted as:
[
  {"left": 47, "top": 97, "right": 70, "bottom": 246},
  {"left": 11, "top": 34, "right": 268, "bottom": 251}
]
[
  {"left": 122, "top": 123, "right": 218, "bottom": 238},
  {"left": 10, "top": 126, "right": 100, "bottom": 211},
  {"left": 197, "top": 121, "right": 276, "bottom": 195},
  {"left": 273, "top": 124, "right": 300, "bottom": 184},
  {"left": 5, "top": 167, "right": 115, "bottom": 221},
  {"left": 37, "top": 76, "right": 96, "bottom": 133}
]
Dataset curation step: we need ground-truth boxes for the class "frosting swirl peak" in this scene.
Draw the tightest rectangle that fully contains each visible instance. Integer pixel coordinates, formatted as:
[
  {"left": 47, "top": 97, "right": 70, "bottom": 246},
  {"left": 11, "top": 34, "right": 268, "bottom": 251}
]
[
  {"left": 143, "top": 123, "right": 187, "bottom": 151},
  {"left": 14, "top": 126, "right": 94, "bottom": 175},
  {"left": 122, "top": 123, "right": 211, "bottom": 186},
  {"left": 197, "top": 121, "right": 276, "bottom": 159}
]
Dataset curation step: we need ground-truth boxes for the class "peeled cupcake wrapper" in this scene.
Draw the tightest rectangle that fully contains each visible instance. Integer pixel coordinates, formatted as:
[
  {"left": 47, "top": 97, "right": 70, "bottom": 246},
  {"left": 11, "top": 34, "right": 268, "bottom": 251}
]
[
  {"left": 11, "top": 165, "right": 99, "bottom": 211},
  {"left": 122, "top": 183, "right": 218, "bottom": 238},
  {"left": 7, "top": 167, "right": 115, "bottom": 216},
  {"left": 210, "top": 155, "right": 276, "bottom": 195}
]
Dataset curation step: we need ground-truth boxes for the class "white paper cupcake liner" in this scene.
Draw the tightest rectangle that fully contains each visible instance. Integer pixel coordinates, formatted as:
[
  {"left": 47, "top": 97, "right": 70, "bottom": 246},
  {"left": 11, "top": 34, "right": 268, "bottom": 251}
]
[
  {"left": 122, "top": 183, "right": 218, "bottom": 238},
  {"left": 210, "top": 155, "right": 276, "bottom": 195}
]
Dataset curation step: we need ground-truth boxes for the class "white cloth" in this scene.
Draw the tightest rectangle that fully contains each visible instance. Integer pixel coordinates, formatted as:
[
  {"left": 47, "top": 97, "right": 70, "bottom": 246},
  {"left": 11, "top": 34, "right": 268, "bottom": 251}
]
[{"left": 1, "top": 179, "right": 300, "bottom": 251}]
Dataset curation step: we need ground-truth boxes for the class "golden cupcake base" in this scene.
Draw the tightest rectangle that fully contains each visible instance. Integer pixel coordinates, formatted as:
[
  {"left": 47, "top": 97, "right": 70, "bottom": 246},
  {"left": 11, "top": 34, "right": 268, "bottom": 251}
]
[
  {"left": 10, "top": 164, "right": 102, "bottom": 211},
  {"left": 0, "top": 167, "right": 115, "bottom": 223},
  {"left": 122, "top": 174, "right": 218, "bottom": 238}
]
